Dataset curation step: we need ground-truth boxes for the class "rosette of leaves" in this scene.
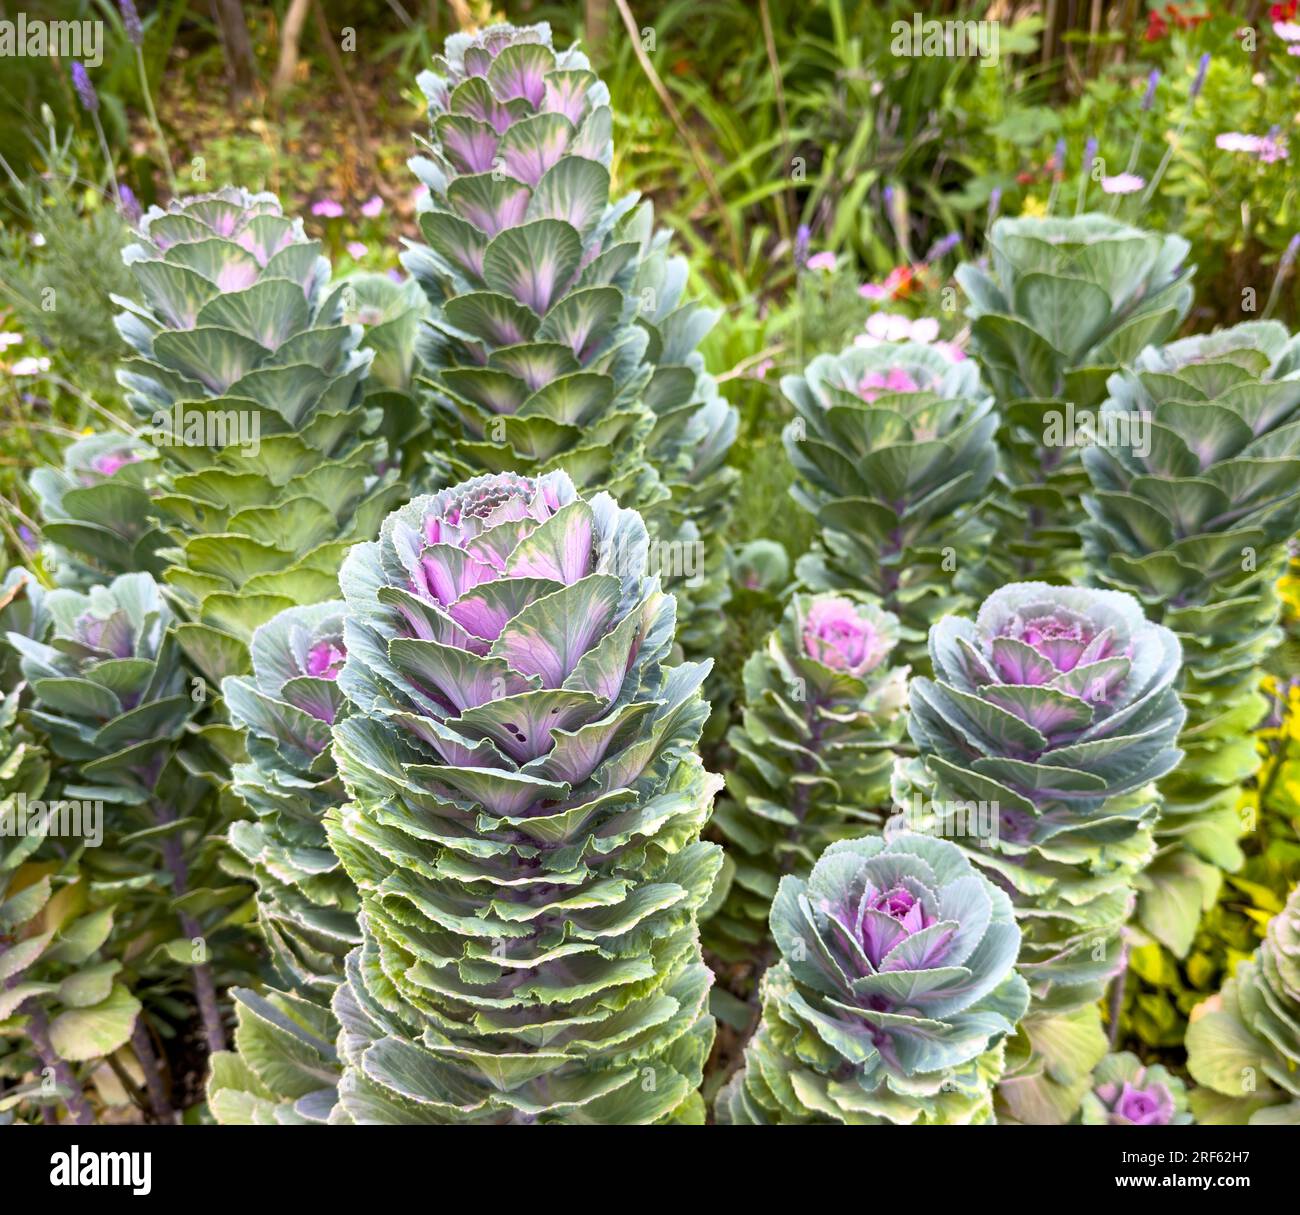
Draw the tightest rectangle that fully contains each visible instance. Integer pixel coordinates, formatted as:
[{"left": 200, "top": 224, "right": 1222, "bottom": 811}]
[
  {"left": 957, "top": 214, "right": 1193, "bottom": 584},
  {"left": 221, "top": 602, "right": 359, "bottom": 997},
  {"left": 716, "top": 834, "right": 1029, "bottom": 1125},
  {"left": 782, "top": 341, "right": 997, "bottom": 659},
  {"left": 901, "top": 582, "right": 1184, "bottom": 1123},
  {"left": 6, "top": 572, "right": 238, "bottom": 1054},
  {"left": 28, "top": 432, "right": 165, "bottom": 588},
  {"left": 327, "top": 469, "right": 723, "bottom": 1123},
  {"left": 1186, "top": 880, "right": 1300, "bottom": 1124},
  {"left": 707, "top": 592, "right": 908, "bottom": 963},
  {"left": 402, "top": 22, "right": 736, "bottom": 652},
  {"left": 113, "top": 186, "right": 405, "bottom": 682},
  {"left": 1082, "top": 321, "right": 1300, "bottom": 958},
  {"left": 1079, "top": 1052, "right": 1191, "bottom": 1125}
]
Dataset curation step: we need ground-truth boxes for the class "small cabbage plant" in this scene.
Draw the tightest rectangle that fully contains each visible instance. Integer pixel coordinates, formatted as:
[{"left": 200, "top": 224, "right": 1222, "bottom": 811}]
[
  {"left": 1083, "top": 321, "right": 1300, "bottom": 957},
  {"left": 782, "top": 341, "right": 996, "bottom": 658},
  {"left": 326, "top": 470, "right": 722, "bottom": 1123},
  {"left": 6, "top": 573, "right": 233, "bottom": 1054},
  {"left": 901, "top": 581, "right": 1184, "bottom": 1122},
  {"left": 717, "top": 833, "right": 1029, "bottom": 1124},
  {"left": 707, "top": 592, "right": 907, "bottom": 960},
  {"left": 1080, "top": 1052, "right": 1191, "bottom": 1125},
  {"left": 1186, "top": 880, "right": 1300, "bottom": 1125},
  {"left": 28, "top": 432, "right": 164, "bottom": 587}
]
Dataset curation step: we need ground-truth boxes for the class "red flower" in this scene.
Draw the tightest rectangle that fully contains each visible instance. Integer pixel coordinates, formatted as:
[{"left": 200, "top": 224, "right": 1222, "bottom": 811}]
[
  {"left": 1145, "top": 9, "right": 1168, "bottom": 40},
  {"left": 1271, "top": 1, "right": 1297, "bottom": 21}
]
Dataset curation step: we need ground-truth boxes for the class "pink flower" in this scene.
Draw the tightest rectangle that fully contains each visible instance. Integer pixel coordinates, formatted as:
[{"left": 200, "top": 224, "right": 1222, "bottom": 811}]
[
  {"left": 932, "top": 340, "right": 967, "bottom": 363},
  {"left": 0, "top": 333, "right": 22, "bottom": 349},
  {"left": 1101, "top": 172, "right": 1145, "bottom": 195},
  {"left": 857, "top": 367, "right": 920, "bottom": 402},
  {"left": 361, "top": 195, "right": 384, "bottom": 218},
  {"left": 865, "top": 312, "right": 913, "bottom": 343},
  {"left": 10, "top": 356, "right": 50, "bottom": 376},
  {"left": 346, "top": 241, "right": 368, "bottom": 259},
  {"left": 1216, "top": 131, "right": 1289, "bottom": 162},
  {"left": 311, "top": 198, "right": 344, "bottom": 218},
  {"left": 909, "top": 316, "right": 940, "bottom": 343},
  {"left": 806, "top": 251, "right": 837, "bottom": 272},
  {"left": 1274, "top": 20, "right": 1300, "bottom": 39},
  {"left": 1217, "top": 132, "right": 1264, "bottom": 153},
  {"left": 801, "top": 596, "right": 889, "bottom": 677}
]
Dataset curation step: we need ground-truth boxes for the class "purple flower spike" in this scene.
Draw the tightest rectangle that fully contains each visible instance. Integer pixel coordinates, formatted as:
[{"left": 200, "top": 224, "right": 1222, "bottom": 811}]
[
  {"left": 71, "top": 62, "right": 98, "bottom": 113},
  {"left": 120, "top": 0, "right": 143, "bottom": 47},
  {"left": 117, "top": 183, "right": 142, "bottom": 226},
  {"left": 1191, "top": 52, "right": 1210, "bottom": 99}
]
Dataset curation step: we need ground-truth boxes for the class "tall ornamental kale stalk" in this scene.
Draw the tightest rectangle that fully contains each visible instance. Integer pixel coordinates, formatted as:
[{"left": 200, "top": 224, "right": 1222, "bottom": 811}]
[
  {"left": 1082, "top": 322, "right": 1300, "bottom": 958},
  {"left": 781, "top": 342, "right": 996, "bottom": 660},
  {"left": 111, "top": 186, "right": 405, "bottom": 683},
  {"left": 1186, "top": 879, "right": 1300, "bottom": 1125},
  {"left": 716, "top": 834, "right": 1029, "bottom": 1125},
  {"left": 206, "top": 605, "right": 354, "bottom": 1124},
  {"left": 707, "top": 593, "right": 908, "bottom": 962},
  {"left": 402, "top": 22, "right": 737, "bottom": 656},
  {"left": 326, "top": 470, "right": 722, "bottom": 1123},
  {"left": 899, "top": 582, "right": 1184, "bottom": 1123},
  {"left": 6, "top": 573, "right": 234, "bottom": 1055},
  {"left": 957, "top": 214, "right": 1192, "bottom": 586}
]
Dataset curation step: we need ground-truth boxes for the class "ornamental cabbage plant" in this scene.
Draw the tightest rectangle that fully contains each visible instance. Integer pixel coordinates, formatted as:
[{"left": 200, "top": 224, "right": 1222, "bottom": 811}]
[
  {"left": 28, "top": 432, "right": 164, "bottom": 588},
  {"left": 957, "top": 214, "right": 1192, "bottom": 584},
  {"left": 782, "top": 341, "right": 996, "bottom": 658},
  {"left": 1079, "top": 1052, "right": 1191, "bottom": 1125},
  {"left": 1082, "top": 321, "right": 1300, "bottom": 958},
  {"left": 707, "top": 592, "right": 907, "bottom": 961},
  {"left": 6, "top": 573, "right": 233, "bottom": 1054},
  {"left": 113, "top": 187, "right": 405, "bottom": 682},
  {"left": 1186, "top": 879, "right": 1300, "bottom": 1124},
  {"left": 206, "top": 605, "right": 355, "bottom": 1123},
  {"left": 0, "top": 674, "right": 140, "bottom": 1125},
  {"left": 222, "top": 603, "right": 358, "bottom": 996},
  {"left": 326, "top": 470, "right": 722, "bottom": 1123},
  {"left": 403, "top": 22, "right": 737, "bottom": 657},
  {"left": 716, "top": 833, "right": 1029, "bottom": 1124},
  {"left": 901, "top": 582, "right": 1184, "bottom": 1122}
]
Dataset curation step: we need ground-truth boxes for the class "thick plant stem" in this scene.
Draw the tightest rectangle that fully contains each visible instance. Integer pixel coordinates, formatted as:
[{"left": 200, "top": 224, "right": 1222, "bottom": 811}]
[
  {"left": 154, "top": 804, "right": 225, "bottom": 1054},
  {"left": 24, "top": 1005, "right": 94, "bottom": 1125},
  {"left": 130, "top": 1018, "right": 173, "bottom": 1123},
  {"left": 1107, "top": 967, "right": 1127, "bottom": 1050}
]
